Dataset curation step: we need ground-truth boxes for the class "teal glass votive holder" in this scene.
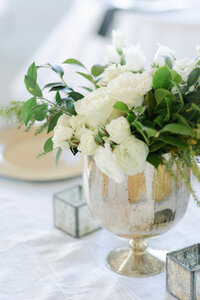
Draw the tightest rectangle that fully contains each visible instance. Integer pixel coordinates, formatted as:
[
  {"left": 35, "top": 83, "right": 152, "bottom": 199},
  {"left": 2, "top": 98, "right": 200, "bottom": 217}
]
[
  {"left": 54, "top": 185, "right": 101, "bottom": 238},
  {"left": 167, "top": 244, "right": 200, "bottom": 300}
]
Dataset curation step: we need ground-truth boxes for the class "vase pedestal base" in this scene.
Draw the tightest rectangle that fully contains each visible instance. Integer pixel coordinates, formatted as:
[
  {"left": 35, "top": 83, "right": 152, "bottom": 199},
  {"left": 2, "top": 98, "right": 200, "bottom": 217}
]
[{"left": 106, "top": 239, "right": 165, "bottom": 277}]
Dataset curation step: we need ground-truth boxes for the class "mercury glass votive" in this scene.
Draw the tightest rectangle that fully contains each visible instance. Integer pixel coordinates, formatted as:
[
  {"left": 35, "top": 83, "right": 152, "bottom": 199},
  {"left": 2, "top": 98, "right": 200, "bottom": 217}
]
[
  {"left": 167, "top": 244, "right": 200, "bottom": 300},
  {"left": 54, "top": 185, "right": 101, "bottom": 238}
]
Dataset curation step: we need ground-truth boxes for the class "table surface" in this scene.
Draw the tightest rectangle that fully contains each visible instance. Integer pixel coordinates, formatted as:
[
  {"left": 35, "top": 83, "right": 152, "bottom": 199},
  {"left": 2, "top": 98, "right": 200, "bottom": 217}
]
[{"left": 0, "top": 174, "right": 200, "bottom": 300}]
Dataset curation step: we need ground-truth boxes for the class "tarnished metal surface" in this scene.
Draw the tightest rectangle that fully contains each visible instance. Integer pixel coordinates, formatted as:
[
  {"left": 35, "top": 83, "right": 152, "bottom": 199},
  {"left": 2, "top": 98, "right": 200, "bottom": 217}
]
[
  {"left": 83, "top": 157, "right": 190, "bottom": 239},
  {"left": 83, "top": 157, "right": 190, "bottom": 276},
  {"left": 167, "top": 244, "right": 200, "bottom": 300}
]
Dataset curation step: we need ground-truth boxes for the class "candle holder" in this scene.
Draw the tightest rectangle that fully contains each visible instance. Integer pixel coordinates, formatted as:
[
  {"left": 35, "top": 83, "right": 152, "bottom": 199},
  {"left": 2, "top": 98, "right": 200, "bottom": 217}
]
[
  {"left": 167, "top": 244, "right": 200, "bottom": 300},
  {"left": 54, "top": 185, "right": 101, "bottom": 238}
]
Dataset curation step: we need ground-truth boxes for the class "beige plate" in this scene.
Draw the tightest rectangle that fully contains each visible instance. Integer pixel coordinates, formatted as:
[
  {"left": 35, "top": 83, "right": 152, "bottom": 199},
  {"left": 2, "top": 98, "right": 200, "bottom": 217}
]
[{"left": 0, "top": 126, "right": 82, "bottom": 181}]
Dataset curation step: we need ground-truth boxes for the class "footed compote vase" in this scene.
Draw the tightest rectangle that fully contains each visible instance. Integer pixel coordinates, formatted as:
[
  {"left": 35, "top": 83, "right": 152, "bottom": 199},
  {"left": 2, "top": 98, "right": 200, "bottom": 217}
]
[{"left": 83, "top": 156, "right": 190, "bottom": 277}]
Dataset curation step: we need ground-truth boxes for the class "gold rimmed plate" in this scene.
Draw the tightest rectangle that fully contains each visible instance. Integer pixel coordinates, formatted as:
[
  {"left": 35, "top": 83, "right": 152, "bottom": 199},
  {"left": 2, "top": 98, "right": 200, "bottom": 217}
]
[{"left": 0, "top": 126, "right": 82, "bottom": 181}]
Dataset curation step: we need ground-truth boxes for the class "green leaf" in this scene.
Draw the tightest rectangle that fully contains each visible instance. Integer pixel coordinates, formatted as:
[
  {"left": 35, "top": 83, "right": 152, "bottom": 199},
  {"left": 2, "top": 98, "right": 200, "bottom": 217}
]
[
  {"left": 44, "top": 137, "right": 53, "bottom": 153},
  {"left": 33, "top": 104, "right": 48, "bottom": 121},
  {"left": 153, "top": 65, "right": 172, "bottom": 90},
  {"left": 143, "top": 126, "right": 158, "bottom": 138},
  {"left": 43, "top": 82, "right": 65, "bottom": 90},
  {"left": 48, "top": 63, "right": 64, "bottom": 78},
  {"left": 131, "top": 121, "right": 149, "bottom": 145},
  {"left": 91, "top": 64, "right": 106, "bottom": 77},
  {"left": 149, "top": 140, "right": 166, "bottom": 152},
  {"left": 146, "top": 91, "right": 156, "bottom": 118},
  {"left": 172, "top": 81, "right": 184, "bottom": 111},
  {"left": 187, "top": 67, "right": 200, "bottom": 87},
  {"left": 159, "top": 135, "right": 187, "bottom": 147},
  {"left": 24, "top": 75, "right": 42, "bottom": 97},
  {"left": 147, "top": 153, "right": 162, "bottom": 169},
  {"left": 56, "top": 148, "right": 62, "bottom": 165},
  {"left": 80, "top": 86, "right": 93, "bottom": 92},
  {"left": 49, "top": 85, "right": 72, "bottom": 93},
  {"left": 185, "top": 91, "right": 200, "bottom": 104},
  {"left": 155, "top": 88, "right": 172, "bottom": 104},
  {"left": 62, "top": 58, "right": 86, "bottom": 69},
  {"left": 154, "top": 115, "right": 164, "bottom": 128},
  {"left": 171, "top": 70, "right": 182, "bottom": 85},
  {"left": 76, "top": 72, "right": 94, "bottom": 83},
  {"left": 113, "top": 101, "right": 129, "bottom": 113},
  {"left": 70, "top": 146, "right": 79, "bottom": 156},
  {"left": 189, "top": 103, "right": 200, "bottom": 112},
  {"left": 172, "top": 113, "right": 190, "bottom": 127},
  {"left": 164, "top": 97, "right": 172, "bottom": 121},
  {"left": 47, "top": 112, "right": 62, "bottom": 133},
  {"left": 162, "top": 56, "right": 173, "bottom": 69},
  {"left": 126, "top": 112, "right": 136, "bottom": 123},
  {"left": 68, "top": 91, "right": 84, "bottom": 101},
  {"left": 161, "top": 123, "right": 193, "bottom": 136},
  {"left": 55, "top": 91, "right": 61, "bottom": 103},
  {"left": 27, "top": 62, "right": 37, "bottom": 83},
  {"left": 22, "top": 97, "right": 36, "bottom": 125}
]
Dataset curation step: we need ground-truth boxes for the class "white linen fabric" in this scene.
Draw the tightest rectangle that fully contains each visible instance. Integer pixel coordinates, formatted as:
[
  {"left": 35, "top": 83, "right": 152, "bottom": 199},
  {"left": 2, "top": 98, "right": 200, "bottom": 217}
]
[{"left": 0, "top": 175, "right": 200, "bottom": 300}]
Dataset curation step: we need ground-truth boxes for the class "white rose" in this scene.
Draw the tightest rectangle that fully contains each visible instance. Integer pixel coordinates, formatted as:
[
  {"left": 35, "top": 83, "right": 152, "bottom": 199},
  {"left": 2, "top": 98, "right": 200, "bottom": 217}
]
[
  {"left": 106, "top": 116, "right": 130, "bottom": 144},
  {"left": 52, "top": 124, "right": 73, "bottom": 150},
  {"left": 99, "top": 64, "right": 128, "bottom": 86},
  {"left": 57, "top": 114, "right": 70, "bottom": 126},
  {"left": 114, "top": 135, "right": 149, "bottom": 176},
  {"left": 78, "top": 129, "right": 97, "bottom": 155},
  {"left": 112, "top": 30, "right": 125, "bottom": 49},
  {"left": 74, "top": 87, "right": 114, "bottom": 128},
  {"left": 108, "top": 71, "right": 152, "bottom": 108},
  {"left": 154, "top": 44, "right": 176, "bottom": 66},
  {"left": 94, "top": 144, "right": 125, "bottom": 183},
  {"left": 173, "top": 58, "right": 196, "bottom": 81},
  {"left": 124, "top": 45, "right": 146, "bottom": 71},
  {"left": 105, "top": 45, "right": 121, "bottom": 65},
  {"left": 68, "top": 114, "right": 84, "bottom": 131}
]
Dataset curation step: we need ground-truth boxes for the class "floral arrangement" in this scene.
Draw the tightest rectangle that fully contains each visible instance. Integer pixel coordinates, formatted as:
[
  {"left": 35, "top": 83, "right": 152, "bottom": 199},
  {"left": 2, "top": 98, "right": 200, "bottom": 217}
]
[{"left": 1, "top": 30, "right": 200, "bottom": 203}]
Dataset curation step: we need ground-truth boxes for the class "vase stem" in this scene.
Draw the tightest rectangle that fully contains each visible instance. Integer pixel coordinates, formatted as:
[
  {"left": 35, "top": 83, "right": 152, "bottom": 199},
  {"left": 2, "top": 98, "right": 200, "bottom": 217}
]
[{"left": 129, "top": 239, "right": 148, "bottom": 253}]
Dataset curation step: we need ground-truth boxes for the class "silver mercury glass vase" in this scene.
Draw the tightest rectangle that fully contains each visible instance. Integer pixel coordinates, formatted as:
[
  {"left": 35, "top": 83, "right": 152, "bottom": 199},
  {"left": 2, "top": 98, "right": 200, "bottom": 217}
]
[{"left": 83, "top": 156, "right": 190, "bottom": 277}]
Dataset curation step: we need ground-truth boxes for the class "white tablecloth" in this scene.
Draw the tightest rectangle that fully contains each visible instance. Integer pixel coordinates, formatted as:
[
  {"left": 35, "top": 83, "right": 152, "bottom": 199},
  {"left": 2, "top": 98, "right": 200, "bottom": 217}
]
[{"left": 0, "top": 175, "right": 200, "bottom": 300}]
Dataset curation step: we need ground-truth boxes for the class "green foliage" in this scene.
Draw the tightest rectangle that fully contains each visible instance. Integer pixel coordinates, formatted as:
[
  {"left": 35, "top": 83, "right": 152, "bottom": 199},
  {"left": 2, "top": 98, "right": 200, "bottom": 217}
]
[
  {"left": 153, "top": 65, "right": 172, "bottom": 90},
  {"left": 161, "top": 123, "right": 193, "bottom": 136},
  {"left": 0, "top": 101, "right": 24, "bottom": 125},
  {"left": 44, "top": 137, "right": 53, "bottom": 153},
  {"left": 113, "top": 101, "right": 129, "bottom": 113},
  {"left": 47, "top": 112, "right": 62, "bottom": 133},
  {"left": 147, "top": 153, "right": 162, "bottom": 169},
  {"left": 91, "top": 64, "right": 106, "bottom": 77},
  {"left": 62, "top": 58, "right": 86, "bottom": 69},
  {"left": 187, "top": 67, "right": 200, "bottom": 87},
  {"left": 22, "top": 97, "right": 36, "bottom": 125},
  {"left": 56, "top": 148, "right": 62, "bottom": 165}
]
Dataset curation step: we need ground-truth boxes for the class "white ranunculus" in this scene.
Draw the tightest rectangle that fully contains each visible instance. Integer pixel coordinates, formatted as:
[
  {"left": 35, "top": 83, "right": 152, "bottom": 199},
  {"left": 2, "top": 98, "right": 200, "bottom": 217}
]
[
  {"left": 52, "top": 124, "right": 73, "bottom": 150},
  {"left": 112, "top": 30, "right": 125, "bottom": 49},
  {"left": 105, "top": 45, "right": 121, "bottom": 65},
  {"left": 124, "top": 45, "right": 146, "bottom": 71},
  {"left": 114, "top": 135, "right": 149, "bottom": 176},
  {"left": 100, "top": 64, "right": 128, "bottom": 85},
  {"left": 106, "top": 116, "right": 130, "bottom": 144},
  {"left": 94, "top": 144, "right": 125, "bottom": 183},
  {"left": 173, "top": 58, "right": 196, "bottom": 81},
  {"left": 154, "top": 44, "right": 176, "bottom": 67},
  {"left": 108, "top": 71, "right": 152, "bottom": 108},
  {"left": 78, "top": 129, "right": 97, "bottom": 155},
  {"left": 74, "top": 87, "right": 115, "bottom": 128}
]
